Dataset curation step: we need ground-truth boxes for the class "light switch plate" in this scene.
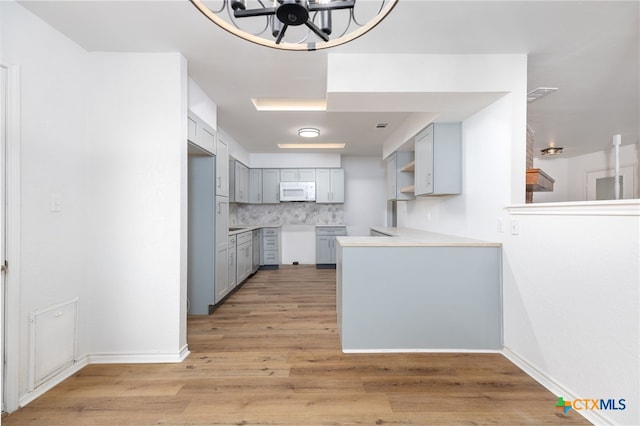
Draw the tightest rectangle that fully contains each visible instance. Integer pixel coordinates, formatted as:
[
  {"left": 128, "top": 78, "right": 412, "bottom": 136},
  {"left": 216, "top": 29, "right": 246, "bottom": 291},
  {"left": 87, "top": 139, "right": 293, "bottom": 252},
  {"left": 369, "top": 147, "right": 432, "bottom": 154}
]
[{"left": 511, "top": 219, "right": 519, "bottom": 235}]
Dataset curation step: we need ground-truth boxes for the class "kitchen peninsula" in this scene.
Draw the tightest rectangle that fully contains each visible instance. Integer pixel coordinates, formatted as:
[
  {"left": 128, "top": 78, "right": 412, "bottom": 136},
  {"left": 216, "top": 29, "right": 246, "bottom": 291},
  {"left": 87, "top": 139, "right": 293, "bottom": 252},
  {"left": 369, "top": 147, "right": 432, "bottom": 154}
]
[{"left": 336, "top": 227, "right": 502, "bottom": 352}]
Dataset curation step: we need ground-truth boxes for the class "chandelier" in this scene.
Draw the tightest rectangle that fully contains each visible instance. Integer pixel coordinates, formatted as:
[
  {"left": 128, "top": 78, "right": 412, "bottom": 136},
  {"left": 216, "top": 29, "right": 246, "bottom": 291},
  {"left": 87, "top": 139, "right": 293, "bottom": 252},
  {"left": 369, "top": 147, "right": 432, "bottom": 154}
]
[{"left": 190, "top": 0, "right": 398, "bottom": 51}]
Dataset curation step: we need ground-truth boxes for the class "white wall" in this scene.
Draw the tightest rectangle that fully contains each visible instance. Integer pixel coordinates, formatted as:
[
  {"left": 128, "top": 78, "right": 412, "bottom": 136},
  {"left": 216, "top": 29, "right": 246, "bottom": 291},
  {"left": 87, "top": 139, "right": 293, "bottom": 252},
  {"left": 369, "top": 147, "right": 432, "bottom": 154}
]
[
  {"left": 503, "top": 202, "right": 639, "bottom": 425},
  {"left": 1, "top": 0, "right": 91, "bottom": 405},
  {"left": 188, "top": 78, "right": 217, "bottom": 130},
  {"left": 534, "top": 143, "right": 638, "bottom": 202},
  {"left": 1, "top": 1, "right": 189, "bottom": 410},
  {"left": 342, "top": 156, "right": 386, "bottom": 236},
  {"left": 86, "top": 52, "right": 188, "bottom": 360}
]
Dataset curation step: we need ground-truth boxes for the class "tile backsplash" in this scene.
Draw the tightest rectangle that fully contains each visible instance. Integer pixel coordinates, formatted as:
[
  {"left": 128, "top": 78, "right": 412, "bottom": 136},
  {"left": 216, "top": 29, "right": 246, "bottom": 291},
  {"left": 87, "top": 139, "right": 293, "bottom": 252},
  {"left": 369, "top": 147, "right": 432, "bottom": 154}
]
[{"left": 231, "top": 203, "right": 344, "bottom": 226}]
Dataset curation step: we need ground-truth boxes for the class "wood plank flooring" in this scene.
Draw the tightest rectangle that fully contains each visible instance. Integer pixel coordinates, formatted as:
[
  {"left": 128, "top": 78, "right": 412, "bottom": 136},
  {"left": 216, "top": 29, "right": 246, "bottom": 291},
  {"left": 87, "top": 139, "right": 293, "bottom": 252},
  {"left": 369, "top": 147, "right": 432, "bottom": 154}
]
[{"left": 4, "top": 265, "right": 590, "bottom": 425}]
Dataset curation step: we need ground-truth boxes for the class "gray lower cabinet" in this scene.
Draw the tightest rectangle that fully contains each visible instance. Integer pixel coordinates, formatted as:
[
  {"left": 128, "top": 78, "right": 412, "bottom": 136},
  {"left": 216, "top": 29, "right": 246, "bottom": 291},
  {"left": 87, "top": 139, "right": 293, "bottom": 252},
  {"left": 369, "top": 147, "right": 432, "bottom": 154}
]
[
  {"left": 236, "top": 231, "right": 253, "bottom": 284},
  {"left": 261, "top": 227, "right": 280, "bottom": 269},
  {"left": 252, "top": 229, "right": 261, "bottom": 273},
  {"left": 228, "top": 235, "right": 237, "bottom": 290},
  {"left": 316, "top": 226, "right": 347, "bottom": 268}
]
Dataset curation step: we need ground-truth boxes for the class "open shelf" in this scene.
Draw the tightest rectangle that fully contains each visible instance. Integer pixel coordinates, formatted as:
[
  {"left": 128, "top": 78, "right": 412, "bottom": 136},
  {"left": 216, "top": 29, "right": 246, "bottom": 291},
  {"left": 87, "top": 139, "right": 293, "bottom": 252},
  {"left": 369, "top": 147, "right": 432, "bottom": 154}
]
[
  {"left": 400, "top": 160, "right": 415, "bottom": 172},
  {"left": 400, "top": 185, "right": 415, "bottom": 194}
]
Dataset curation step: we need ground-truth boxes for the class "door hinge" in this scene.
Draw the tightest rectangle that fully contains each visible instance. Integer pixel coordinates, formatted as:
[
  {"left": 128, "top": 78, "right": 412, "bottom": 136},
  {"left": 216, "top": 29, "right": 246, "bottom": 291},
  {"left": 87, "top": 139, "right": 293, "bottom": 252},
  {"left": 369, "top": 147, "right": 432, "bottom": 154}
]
[{"left": 1, "top": 260, "right": 7, "bottom": 273}]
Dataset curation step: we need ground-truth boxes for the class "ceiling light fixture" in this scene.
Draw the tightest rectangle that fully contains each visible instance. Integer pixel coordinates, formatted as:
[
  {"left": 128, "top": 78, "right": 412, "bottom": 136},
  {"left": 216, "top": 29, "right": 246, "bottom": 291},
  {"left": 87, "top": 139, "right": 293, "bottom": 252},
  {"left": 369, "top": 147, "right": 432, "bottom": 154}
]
[
  {"left": 298, "top": 127, "right": 320, "bottom": 138},
  {"left": 251, "top": 98, "right": 326, "bottom": 111},
  {"left": 540, "top": 146, "right": 563, "bottom": 156},
  {"left": 527, "top": 87, "right": 558, "bottom": 103},
  {"left": 190, "top": 0, "right": 398, "bottom": 51},
  {"left": 278, "top": 143, "right": 345, "bottom": 149}
]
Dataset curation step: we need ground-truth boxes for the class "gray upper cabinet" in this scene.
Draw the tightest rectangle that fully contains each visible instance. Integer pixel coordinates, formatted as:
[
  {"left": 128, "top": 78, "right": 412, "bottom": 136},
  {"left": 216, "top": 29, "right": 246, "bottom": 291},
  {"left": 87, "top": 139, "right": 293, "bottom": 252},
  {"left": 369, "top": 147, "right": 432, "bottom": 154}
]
[
  {"left": 230, "top": 160, "right": 249, "bottom": 203},
  {"left": 280, "top": 168, "right": 316, "bottom": 182},
  {"left": 249, "top": 169, "right": 263, "bottom": 204},
  {"left": 216, "top": 138, "right": 229, "bottom": 197},
  {"left": 262, "top": 169, "right": 280, "bottom": 203},
  {"left": 414, "top": 122, "right": 462, "bottom": 196},
  {"left": 187, "top": 110, "right": 216, "bottom": 155},
  {"left": 316, "top": 168, "right": 345, "bottom": 203},
  {"left": 386, "top": 151, "right": 415, "bottom": 201}
]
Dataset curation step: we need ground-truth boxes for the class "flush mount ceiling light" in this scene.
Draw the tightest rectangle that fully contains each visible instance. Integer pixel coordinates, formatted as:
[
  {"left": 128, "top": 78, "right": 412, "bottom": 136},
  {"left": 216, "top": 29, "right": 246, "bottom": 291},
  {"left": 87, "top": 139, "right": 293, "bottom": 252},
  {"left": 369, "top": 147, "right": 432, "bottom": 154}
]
[
  {"left": 540, "top": 146, "right": 563, "bottom": 156},
  {"left": 278, "top": 143, "right": 345, "bottom": 149},
  {"left": 190, "top": 0, "right": 398, "bottom": 51},
  {"left": 527, "top": 87, "right": 558, "bottom": 103},
  {"left": 298, "top": 127, "right": 320, "bottom": 138}
]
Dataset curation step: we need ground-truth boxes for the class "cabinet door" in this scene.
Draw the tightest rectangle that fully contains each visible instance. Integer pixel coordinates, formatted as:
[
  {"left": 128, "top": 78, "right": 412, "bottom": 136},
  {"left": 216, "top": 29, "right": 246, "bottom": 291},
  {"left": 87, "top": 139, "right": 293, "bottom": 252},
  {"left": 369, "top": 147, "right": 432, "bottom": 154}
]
[
  {"left": 316, "top": 236, "right": 333, "bottom": 264},
  {"left": 415, "top": 126, "right": 434, "bottom": 195},
  {"left": 298, "top": 169, "right": 316, "bottom": 182},
  {"left": 315, "top": 169, "right": 331, "bottom": 203},
  {"left": 216, "top": 139, "right": 229, "bottom": 197},
  {"left": 200, "top": 126, "right": 216, "bottom": 155},
  {"left": 249, "top": 169, "right": 263, "bottom": 204},
  {"left": 228, "top": 247, "right": 237, "bottom": 289},
  {"left": 386, "top": 153, "right": 397, "bottom": 200},
  {"left": 262, "top": 169, "right": 280, "bottom": 203},
  {"left": 330, "top": 169, "right": 345, "bottom": 203},
  {"left": 215, "top": 197, "right": 228, "bottom": 252},
  {"left": 215, "top": 247, "right": 229, "bottom": 303},
  {"left": 235, "top": 162, "right": 249, "bottom": 203},
  {"left": 279, "top": 169, "right": 298, "bottom": 181},
  {"left": 187, "top": 115, "right": 198, "bottom": 143}
]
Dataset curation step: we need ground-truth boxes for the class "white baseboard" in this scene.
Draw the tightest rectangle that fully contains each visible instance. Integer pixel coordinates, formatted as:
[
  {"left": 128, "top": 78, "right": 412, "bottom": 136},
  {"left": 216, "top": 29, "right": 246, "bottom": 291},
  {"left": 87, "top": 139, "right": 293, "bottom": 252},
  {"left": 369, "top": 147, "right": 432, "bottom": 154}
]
[
  {"left": 19, "top": 356, "right": 89, "bottom": 408},
  {"left": 18, "top": 347, "right": 190, "bottom": 408},
  {"left": 501, "top": 347, "right": 612, "bottom": 426},
  {"left": 342, "top": 348, "right": 502, "bottom": 354},
  {"left": 88, "top": 349, "right": 190, "bottom": 364}
]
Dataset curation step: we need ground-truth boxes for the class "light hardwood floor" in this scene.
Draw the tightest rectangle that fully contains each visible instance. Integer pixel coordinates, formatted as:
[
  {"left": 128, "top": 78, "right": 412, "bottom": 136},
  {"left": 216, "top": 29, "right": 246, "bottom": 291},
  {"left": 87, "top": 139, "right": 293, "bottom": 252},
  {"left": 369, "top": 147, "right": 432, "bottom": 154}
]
[{"left": 4, "top": 265, "right": 589, "bottom": 425}]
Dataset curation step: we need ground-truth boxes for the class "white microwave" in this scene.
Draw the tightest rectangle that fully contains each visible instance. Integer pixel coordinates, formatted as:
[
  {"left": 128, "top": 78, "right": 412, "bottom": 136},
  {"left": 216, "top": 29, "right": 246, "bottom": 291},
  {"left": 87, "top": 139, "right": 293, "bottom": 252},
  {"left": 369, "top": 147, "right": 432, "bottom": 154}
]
[{"left": 280, "top": 181, "right": 316, "bottom": 202}]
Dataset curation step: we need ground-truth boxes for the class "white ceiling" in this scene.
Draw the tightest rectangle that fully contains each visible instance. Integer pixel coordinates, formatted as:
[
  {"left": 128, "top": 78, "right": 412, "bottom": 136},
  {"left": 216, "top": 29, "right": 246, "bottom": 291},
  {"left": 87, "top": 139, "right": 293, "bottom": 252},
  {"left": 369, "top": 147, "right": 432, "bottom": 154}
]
[{"left": 19, "top": 0, "right": 639, "bottom": 158}]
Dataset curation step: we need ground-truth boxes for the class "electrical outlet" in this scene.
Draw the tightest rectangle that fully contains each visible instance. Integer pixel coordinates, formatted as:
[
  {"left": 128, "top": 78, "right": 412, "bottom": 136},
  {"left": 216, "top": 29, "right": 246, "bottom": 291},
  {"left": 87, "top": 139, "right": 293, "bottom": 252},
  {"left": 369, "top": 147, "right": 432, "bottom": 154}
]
[
  {"left": 511, "top": 219, "right": 519, "bottom": 235},
  {"left": 50, "top": 193, "right": 62, "bottom": 213}
]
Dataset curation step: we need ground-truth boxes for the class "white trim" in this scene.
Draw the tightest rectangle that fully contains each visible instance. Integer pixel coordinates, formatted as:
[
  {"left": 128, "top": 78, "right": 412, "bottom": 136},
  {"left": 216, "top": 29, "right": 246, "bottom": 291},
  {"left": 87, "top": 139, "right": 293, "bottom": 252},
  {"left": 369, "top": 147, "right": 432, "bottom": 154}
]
[
  {"left": 341, "top": 348, "right": 502, "bottom": 354},
  {"left": 88, "top": 349, "right": 190, "bottom": 364},
  {"left": 502, "top": 347, "right": 613, "bottom": 426},
  {"left": 506, "top": 199, "right": 639, "bottom": 216},
  {"left": 18, "top": 356, "right": 88, "bottom": 408},
  {"left": 3, "top": 64, "right": 20, "bottom": 413}
]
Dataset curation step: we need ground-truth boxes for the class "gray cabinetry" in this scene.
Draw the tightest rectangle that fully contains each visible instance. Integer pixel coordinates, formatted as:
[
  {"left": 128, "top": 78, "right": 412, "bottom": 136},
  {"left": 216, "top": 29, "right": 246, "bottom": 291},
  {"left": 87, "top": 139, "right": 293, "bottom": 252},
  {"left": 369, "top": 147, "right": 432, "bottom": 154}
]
[
  {"left": 216, "top": 138, "right": 229, "bottom": 197},
  {"left": 249, "top": 169, "right": 263, "bottom": 203},
  {"left": 316, "top": 168, "right": 345, "bottom": 203},
  {"left": 261, "top": 227, "right": 280, "bottom": 269},
  {"left": 236, "top": 231, "right": 253, "bottom": 284},
  {"left": 414, "top": 122, "right": 462, "bottom": 196},
  {"left": 280, "top": 168, "right": 316, "bottom": 182},
  {"left": 261, "top": 169, "right": 280, "bottom": 203},
  {"left": 187, "top": 110, "right": 216, "bottom": 155},
  {"left": 230, "top": 160, "right": 249, "bottom": 203},
  {"left": 252, "top": 229, "right": 261, "bottom": 273},
  {"left": 228, "top": 235, "right": 237, "bottom": 290},
  {"left": 214, "top": 197, "right": 229, "bottom": 303},
  {"left": 386, "top": 151, "right": 415, "bottom": 201},
  {"left": 316, "top": 226, "right": 347, "bottom": 268}
]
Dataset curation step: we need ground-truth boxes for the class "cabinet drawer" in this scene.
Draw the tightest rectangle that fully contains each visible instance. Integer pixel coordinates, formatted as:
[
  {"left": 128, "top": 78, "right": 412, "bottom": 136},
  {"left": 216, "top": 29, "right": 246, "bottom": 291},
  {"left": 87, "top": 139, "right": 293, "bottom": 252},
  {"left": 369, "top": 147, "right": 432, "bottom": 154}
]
[
  {"left": 237, "top": 231, "right": 253, "bottom": 245},
  {"left": 263, "top": 236, "right": 279, "bottom": 250},
  {"left": 229, "top": 235, "right": 237, "bottom": 247},
  {"left": 263, "top": 250, "right": 279, "bottom": 264},
  {"left": 316, "top": 227, "right": 347, "bottom": 236},
  {"left": 262, "top": 227, "right": 279, "bottom": 237}
]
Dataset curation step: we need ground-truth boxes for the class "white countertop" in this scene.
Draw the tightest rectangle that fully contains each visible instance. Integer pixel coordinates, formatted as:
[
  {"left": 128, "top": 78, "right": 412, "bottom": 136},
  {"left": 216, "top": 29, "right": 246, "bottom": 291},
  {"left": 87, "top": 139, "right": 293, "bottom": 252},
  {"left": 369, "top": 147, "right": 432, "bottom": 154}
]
[
  {"left": 228, "top": 225, "right": 277, "bottom": 236},
  {"left": 336, "top": 226, "right": 501, "bottom": 247}
]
